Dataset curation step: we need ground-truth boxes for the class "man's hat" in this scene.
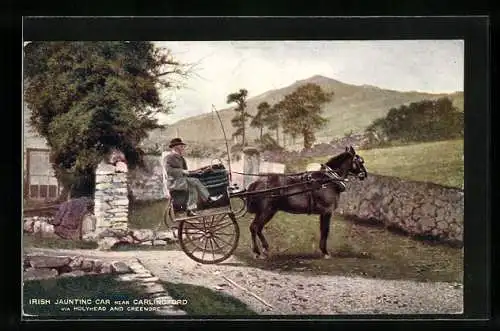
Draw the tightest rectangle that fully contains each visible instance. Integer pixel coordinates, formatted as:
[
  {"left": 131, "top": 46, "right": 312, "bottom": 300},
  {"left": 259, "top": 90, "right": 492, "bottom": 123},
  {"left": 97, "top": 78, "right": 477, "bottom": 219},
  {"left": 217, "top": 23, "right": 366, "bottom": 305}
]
[{"left": 169, "top": 138, "right": 187, "bottom": 148}]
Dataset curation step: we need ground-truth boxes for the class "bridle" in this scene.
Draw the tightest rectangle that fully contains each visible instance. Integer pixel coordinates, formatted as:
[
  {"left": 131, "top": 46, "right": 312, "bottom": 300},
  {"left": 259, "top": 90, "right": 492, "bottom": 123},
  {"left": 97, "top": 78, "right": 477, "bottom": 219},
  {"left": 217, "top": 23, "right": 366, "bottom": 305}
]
[
  {"left": 351, "top": 155, "right": 367, "bottom": 179},
  {"left": 321, "top": 154, "right": 367, "bottom": 181}
]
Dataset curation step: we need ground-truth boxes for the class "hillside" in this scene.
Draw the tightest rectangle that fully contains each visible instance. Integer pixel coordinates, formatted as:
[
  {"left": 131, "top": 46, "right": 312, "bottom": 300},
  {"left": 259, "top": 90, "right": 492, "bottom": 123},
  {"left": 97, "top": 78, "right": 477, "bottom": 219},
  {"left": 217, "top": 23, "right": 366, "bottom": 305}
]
[
  {"left": 288, "top": 139, "right": 464, "bottom": 189},
  {"left": 144, "top": 75, "right": 463, "bottom": 149},
  {"left": 22, "top": 75, "right": 463, "bottom": 153}
]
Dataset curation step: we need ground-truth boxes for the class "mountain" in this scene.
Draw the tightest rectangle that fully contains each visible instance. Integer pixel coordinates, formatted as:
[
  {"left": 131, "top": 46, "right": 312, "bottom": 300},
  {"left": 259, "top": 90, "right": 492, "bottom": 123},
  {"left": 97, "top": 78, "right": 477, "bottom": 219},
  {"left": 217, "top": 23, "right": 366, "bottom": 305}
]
[{"left": 145, "top": 75, "right": 463, "bottom": 150}]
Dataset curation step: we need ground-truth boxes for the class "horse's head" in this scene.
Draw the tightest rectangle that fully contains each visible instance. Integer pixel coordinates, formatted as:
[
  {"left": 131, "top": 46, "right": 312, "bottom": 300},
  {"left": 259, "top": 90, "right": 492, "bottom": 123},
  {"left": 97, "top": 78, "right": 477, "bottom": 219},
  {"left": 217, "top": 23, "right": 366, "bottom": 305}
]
[
  {"left": 345, "top": 146, "right": 367, "bottom": 180},
  {"left": 323, "top": 146, "right": 367, "bottom": 180}
]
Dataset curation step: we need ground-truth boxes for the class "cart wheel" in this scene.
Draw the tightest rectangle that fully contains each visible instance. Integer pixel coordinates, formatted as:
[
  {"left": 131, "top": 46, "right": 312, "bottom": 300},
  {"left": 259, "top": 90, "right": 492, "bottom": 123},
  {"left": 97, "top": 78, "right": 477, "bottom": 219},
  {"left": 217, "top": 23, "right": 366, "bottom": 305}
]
[
  {"left": 230, "top": 196, "right": 247, "bottom": 218},
  {"left": 178, "top": 213, "right": 240, "bottom": 264}
]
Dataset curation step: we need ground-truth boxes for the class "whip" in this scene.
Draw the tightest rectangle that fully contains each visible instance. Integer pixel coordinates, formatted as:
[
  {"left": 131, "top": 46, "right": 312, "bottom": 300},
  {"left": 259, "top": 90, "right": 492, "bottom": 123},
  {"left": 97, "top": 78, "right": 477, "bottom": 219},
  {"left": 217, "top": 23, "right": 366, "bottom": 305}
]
[{"left": 211, "top": 104, "right": 232, "bottom": 182}]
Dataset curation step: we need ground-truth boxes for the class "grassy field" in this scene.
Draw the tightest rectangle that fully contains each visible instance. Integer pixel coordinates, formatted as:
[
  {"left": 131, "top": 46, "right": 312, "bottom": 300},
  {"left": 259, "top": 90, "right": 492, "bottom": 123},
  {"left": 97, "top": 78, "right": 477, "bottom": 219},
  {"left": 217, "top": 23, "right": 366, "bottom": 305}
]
[
  {"left": 127, "top": 200, "right": 463, "bottom": 284},
  {"left": 23, "top": 234, "right": 98, "bottom": 250},
  {"left": 162, "top": 281, "right": 257, "bottom": 315},
  {"left": 23, "top": 274, "right": 255, "bottom": 317},
  {"left": 287, "top": 139, "right": 464, "bottom": 189}
]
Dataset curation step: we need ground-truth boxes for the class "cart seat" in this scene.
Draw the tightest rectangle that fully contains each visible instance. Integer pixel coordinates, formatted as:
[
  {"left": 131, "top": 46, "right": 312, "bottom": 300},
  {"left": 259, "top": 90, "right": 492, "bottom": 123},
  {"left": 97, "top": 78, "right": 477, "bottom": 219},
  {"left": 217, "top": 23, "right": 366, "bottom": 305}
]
[{"left": 170, "top": 166, "right": 231, "bottom": 213}]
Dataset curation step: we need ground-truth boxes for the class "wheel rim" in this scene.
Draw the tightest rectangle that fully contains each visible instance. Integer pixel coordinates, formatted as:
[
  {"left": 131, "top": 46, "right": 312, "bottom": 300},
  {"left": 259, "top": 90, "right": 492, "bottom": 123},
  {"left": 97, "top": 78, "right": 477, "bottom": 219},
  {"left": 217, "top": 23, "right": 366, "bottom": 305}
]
[
  {"left": 230, "top": 196, "right": 247, "bottom": 218},
  {"left": 163, "top": 201, "right": 178, "bottom": 236},
  {"left": 178, "top": 213, "right": 239, "bottom": 264}
]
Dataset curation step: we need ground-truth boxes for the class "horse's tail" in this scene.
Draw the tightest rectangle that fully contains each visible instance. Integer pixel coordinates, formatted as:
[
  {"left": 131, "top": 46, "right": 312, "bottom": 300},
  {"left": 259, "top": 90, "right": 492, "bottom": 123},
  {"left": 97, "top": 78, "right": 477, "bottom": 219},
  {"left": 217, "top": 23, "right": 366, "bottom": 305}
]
[{"left": 245, "top": 180, "right": 260, "bottom": 214}]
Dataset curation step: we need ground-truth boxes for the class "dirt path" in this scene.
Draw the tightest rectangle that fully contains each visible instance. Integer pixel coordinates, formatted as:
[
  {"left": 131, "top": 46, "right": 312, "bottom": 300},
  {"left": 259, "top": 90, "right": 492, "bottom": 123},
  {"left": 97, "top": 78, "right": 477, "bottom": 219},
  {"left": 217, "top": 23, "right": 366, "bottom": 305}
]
[{"left": 25, "top": 247, "right": 463, "bottom": 315}]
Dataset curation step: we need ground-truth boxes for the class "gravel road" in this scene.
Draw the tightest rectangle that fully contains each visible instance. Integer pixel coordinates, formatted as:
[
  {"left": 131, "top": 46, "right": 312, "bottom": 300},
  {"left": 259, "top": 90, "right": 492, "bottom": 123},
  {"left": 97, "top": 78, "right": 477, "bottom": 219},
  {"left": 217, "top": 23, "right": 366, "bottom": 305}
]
[{"left": 25, "top": 248, "right": 463, "bottom": 315}]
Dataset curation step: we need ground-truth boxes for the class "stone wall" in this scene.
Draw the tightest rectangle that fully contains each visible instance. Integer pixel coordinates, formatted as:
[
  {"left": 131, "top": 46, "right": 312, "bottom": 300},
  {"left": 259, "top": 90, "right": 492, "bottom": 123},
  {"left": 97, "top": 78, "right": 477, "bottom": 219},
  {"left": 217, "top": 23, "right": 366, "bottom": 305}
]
[
  {"left": 128, "top": 155, "right": 166, "bottom": 202},
  {"left": 23, "top": 217, "right": 177, "bottom": 250},
  {"left": 261, "top": 134, "right": 369, "bottom": 163},
  {"left": 23, "top": 215, "right": 96, "bottom": 239},
  {"left": 336, "top": 173, "right": 464, "bottom": 246},
  {"left": 128, "top": 153, "right": 286, "bottom": 201},
  {"left": 94, "top": 162, "right": 129, "bottom": 232},
  {"left": 23, "top": 254, "right": 131, "bottom": 280},
  {"left": 23, "top": 216, "right": 57, "bottom": 238},
  {"left": 85, "top": 228, "right": 177, "bottom": 250}
]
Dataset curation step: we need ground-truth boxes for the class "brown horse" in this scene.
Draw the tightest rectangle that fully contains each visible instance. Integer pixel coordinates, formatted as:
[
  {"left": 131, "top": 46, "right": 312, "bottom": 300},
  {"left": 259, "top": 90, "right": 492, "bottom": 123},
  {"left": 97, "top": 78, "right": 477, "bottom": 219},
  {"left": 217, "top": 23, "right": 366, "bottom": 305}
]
[{"left": 245, "top": 146, "right": 367, "bottom": 259}]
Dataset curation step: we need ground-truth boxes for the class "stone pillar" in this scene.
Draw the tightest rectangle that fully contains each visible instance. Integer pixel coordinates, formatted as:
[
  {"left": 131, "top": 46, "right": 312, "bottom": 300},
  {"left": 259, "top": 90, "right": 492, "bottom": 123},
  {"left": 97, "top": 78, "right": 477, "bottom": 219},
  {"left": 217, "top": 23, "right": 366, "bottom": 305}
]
[
  {"left": 94, "top": 161, "right": 129, "bottom": 233},
  {"left": 242, "top": 147, "right": 260, "bottom": 189}
]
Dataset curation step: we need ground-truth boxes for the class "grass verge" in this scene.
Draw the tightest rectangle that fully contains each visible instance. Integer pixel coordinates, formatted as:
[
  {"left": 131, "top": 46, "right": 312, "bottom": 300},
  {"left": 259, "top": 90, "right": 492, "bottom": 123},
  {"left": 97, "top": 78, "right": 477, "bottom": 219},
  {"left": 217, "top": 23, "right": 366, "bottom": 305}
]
[
  {"left": 23, "top": 274, "right": 256, "bottom": 317},
  {"left": 23, "top": 233, "right": 98, "bottom": 250},
  {"left": 128, "top": 199, "right": 170, "bottom": 230},
  {"left": 161, "top": 281, "right": 257, "bottom": 315},
  {"left": 23, "top": 274, "right": 157, "bottom": 317}
]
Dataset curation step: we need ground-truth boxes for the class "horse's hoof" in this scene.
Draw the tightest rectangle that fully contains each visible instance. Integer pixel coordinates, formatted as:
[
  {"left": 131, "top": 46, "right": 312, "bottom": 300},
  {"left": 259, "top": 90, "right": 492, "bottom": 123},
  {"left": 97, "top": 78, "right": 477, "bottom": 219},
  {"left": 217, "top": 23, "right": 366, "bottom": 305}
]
[
  {"left": 257, "top": 254, "right": 267, "bottom": 260},
  {"left": 323, "top": 254, "right": 331, "bottom": 259},
  {"left": 253, "top": 253, "right": 261, "bottom": 259}
]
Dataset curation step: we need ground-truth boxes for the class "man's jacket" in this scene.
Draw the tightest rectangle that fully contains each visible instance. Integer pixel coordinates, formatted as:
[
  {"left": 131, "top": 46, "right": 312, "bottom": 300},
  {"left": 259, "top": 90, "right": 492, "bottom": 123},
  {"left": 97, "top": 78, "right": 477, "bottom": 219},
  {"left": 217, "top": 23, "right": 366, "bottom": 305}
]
[{"left": 164, "top": 152, "right": 189, "bottom": 191}]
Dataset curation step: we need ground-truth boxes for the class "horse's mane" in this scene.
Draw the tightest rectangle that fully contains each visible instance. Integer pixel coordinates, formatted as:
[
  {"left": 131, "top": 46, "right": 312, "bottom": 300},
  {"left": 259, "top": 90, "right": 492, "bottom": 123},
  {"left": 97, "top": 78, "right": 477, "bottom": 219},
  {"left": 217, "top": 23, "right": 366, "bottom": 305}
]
[{"left": 324, "top": 151, "right": 352, "bottom": 169}]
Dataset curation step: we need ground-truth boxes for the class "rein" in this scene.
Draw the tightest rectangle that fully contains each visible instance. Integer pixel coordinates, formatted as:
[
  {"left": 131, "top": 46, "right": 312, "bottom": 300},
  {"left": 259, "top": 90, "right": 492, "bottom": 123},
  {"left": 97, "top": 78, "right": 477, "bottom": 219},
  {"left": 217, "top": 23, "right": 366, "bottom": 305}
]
[
  {"left": 230, "top": 166, "right": 348, "bottom": 199},
  {"left": 231, "top": 170, "right": 312, "bottom": 177}
]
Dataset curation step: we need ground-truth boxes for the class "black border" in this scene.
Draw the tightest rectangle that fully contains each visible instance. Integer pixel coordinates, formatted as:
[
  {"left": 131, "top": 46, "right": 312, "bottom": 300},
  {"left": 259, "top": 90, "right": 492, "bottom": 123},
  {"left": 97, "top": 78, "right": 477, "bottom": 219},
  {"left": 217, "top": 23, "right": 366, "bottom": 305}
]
[{"left": 14, "top": 16, "right": 491, "bottom": 326}]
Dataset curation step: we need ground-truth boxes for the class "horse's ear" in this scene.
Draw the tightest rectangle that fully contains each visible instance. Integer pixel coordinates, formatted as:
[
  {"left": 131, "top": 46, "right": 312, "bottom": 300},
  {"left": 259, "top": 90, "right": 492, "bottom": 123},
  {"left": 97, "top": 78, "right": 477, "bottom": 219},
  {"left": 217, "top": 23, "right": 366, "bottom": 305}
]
[
  {"left": 349, "top": 146, "right": 355, "bottom": 154},
  {"left": 345, "top": 147, "right": 349, "bottom": 152}
]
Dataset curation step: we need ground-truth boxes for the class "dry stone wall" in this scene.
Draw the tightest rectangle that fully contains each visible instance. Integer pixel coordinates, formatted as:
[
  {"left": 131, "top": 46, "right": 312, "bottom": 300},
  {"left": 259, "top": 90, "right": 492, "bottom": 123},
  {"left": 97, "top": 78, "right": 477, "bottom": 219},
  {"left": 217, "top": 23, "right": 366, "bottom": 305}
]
[
  {"left": 23, "top": 254, "right": 131, "bottom": 281},
  {"left": 23, "top": 216, "right": 58, "bottom": 238},
  {"left": 127, "top": 153, "right": 286, "bottom": 201},
  {"left": 94, "top": 162, "right": 129, "bottom": 231},
  {"left": 85, "top": 228, "right": 178, "bottom": 250},
  {"left": 127, "top": 155, "right": 166, "bottom": 202},
  {"left": 337, "top": 173, "right": 464, "bottom": 246},
  {"left": 23, "top": 216, "right": 178, "bottom": 249}
]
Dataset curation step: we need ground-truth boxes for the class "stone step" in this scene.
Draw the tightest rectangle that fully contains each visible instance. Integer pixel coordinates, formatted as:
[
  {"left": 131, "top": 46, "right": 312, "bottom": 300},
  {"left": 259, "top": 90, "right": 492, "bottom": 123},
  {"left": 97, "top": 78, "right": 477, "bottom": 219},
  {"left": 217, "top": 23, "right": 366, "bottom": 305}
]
[
  {"left": 156, "top": 308, "right": 188, "bottom": 316},
  {"left": 140, "top": 276, "right": 160, "bottom": 283},
  {"left": 141, "top": 284, "right": 166, "bottom": 294}
]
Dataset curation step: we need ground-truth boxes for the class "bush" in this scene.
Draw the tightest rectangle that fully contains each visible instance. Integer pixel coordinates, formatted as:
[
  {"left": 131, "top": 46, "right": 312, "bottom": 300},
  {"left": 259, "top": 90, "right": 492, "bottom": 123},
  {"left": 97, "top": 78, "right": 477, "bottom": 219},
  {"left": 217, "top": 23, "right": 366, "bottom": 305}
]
[{"left": 365, "top": 97, "right": 464, "bottom": 148}]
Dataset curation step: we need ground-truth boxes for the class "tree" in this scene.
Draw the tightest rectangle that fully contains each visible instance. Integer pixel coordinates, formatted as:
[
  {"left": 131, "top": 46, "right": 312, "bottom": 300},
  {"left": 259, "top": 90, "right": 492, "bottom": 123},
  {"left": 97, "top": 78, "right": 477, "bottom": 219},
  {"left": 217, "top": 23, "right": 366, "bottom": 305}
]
[
  {"left": 24, "top": 41, "right": 189, "bottom": 197},
  {"left": 279, "top": 83, "right": 333, "bottom": 149},
  {"left": 227, "top": 89, "right": 251, "bottom": 146},
  {"left": 264, "top": 103, "right": 282, "bottom": 144},
  {"left": 250, "top": 101, "right": 270, "bottom": 141}
]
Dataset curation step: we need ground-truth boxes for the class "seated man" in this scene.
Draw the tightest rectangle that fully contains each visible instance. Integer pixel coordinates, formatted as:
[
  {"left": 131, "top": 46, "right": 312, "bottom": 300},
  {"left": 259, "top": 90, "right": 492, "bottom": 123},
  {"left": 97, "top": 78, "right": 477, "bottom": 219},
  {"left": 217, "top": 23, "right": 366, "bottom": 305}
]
[{"left": 164, "top": 138, "right": 223, "bottom": 216}]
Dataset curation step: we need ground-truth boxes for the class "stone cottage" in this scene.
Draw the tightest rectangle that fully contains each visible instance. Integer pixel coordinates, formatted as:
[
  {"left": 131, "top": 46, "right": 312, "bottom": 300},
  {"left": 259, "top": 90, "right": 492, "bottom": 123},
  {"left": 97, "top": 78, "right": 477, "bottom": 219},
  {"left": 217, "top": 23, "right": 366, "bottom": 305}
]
[{"left": 23, "top": 103, "right": 61, "bottom": 201}]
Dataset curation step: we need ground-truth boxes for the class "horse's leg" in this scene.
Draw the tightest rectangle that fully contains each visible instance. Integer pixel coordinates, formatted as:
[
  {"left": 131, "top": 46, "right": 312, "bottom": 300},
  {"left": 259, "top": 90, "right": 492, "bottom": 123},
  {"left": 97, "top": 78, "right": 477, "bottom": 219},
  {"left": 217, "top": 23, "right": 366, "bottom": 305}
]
[
  {"left": 256, "top": 210, "right": 277, "bottom": 258},
  {"left": 319, "top": 212, "right": 332, "bottom": 259},
  {"left": 249, "top": 215, "right": 262, "bottom": 259}
]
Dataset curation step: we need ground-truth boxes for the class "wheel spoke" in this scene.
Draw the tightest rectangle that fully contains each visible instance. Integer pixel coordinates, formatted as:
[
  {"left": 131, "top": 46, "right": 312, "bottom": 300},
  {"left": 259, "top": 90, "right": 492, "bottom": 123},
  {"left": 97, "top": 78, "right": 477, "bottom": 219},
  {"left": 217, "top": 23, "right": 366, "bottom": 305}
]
[
  {"left": 209, "top": 238, "right": 216, "bottom": 261},
  {"left": 188, "top": 243, "right": 203, "bottom": 256},
  {"left": 209, "top": 214, "right": 226, "bottom": 228},
  {"left": 202, "top": 216, "right": 208, "bottom": 233},
  {"left": 182, "top": 232, "right": 205, "bottom": 246},
  {"left": 210, "top": 236, "right": 224, "bottom": 251},
  {"left": 212, "top": 231, "right": 235, "bottom": 236},
  {"left": 201, "top": 235, "right": 209, "bottom": 261},
  {"left": 211, "top": 234, "right": 234, "bottom": 248},
  {"left": 209, "top": 215, "right": 217, "bottom": 228},
  {"left": 210, "top": 221, "right": 235, "bottom": 232},
  {"left": 183, "top": 221, "right": 206, "bottom": 231},
  {"left": 211, "top": 237, "right": 233, "bottom": 251}
]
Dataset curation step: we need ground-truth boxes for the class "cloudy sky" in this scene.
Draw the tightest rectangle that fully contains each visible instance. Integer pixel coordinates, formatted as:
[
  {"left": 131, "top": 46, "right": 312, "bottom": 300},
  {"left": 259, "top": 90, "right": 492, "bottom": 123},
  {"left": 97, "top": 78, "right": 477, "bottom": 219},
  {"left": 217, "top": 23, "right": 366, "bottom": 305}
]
[{"left": 156, "top": 40, "right": 464, "bottom": 124}]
